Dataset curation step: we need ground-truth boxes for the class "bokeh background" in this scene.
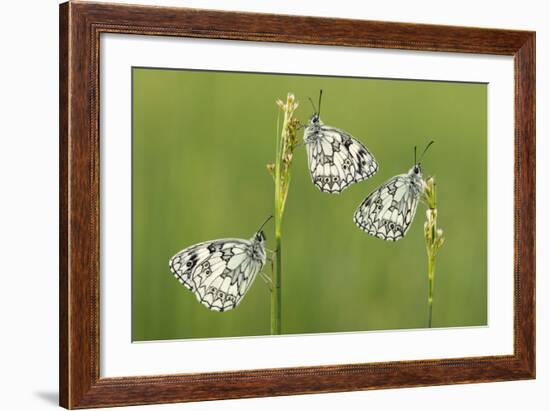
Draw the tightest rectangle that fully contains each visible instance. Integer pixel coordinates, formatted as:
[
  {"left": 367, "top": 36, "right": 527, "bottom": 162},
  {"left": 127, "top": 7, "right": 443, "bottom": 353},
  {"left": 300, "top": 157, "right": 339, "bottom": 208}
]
[{"left": 132, "top": 67, "right": 487, "bottom": 341}]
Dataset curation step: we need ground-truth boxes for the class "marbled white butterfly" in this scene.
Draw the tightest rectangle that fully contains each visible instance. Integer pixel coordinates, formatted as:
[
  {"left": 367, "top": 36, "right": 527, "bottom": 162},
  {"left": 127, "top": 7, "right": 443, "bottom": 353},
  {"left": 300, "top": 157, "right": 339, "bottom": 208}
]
[
  {"left": 303, "top": 90, "right": 378, "bottom": 193},
  {"left": 169, "top": 217, "right": 272, "bottom": 312},
  {"left": 354, "top": 142, "right": 434, "bottom": 241}
]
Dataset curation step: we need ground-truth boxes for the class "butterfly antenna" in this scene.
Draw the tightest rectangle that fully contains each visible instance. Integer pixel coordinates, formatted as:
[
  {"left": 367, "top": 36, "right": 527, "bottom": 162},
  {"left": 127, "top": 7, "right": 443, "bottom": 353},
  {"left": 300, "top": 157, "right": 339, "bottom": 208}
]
[
  {"left": 257, "top": 215, "right": 274, "bottom": 233},
  {"left": 318, "top": 89, "right": 323, "bottom": 116},
  {"left": 414, "top": 145, "right": 417, "bottom": 164},
  {"left": 308, "top": 97, "right": 317, "bottom": 113},
  {"left": 419, "top": 140, "right": 435, "bottom": 163}
]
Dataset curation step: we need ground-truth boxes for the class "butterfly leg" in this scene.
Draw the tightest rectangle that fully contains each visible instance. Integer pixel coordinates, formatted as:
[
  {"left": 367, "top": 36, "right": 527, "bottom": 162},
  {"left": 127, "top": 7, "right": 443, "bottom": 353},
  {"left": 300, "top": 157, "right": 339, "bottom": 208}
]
[
  {"left": 259, "top": 271, "right": 273, "bottom": 291},
  {"left": 261, "top": 256, "right": 276, "bottom": 291},
  {"left": 266, "top": 247, "right": 279, "bottom": 256},
  {"left": 293, "top": 136, "right": 316, "bottom": 150}
]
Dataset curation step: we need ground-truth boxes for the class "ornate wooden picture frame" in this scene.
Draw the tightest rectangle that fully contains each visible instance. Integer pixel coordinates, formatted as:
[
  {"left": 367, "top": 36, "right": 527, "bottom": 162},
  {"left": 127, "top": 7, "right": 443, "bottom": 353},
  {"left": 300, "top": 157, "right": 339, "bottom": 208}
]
[{"left": 59, "top": 1, "right": 535, "bottom": 408}]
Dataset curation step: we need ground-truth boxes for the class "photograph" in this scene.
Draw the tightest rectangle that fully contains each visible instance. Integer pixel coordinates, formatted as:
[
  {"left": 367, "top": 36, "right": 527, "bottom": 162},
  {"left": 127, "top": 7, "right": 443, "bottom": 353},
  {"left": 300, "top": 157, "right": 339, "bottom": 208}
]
[
  {"left": 131, "top": 67, "right": 488, "bottom": 341},
  {"left": 0, "top": 0, "right": 541, "bottom": 409}
]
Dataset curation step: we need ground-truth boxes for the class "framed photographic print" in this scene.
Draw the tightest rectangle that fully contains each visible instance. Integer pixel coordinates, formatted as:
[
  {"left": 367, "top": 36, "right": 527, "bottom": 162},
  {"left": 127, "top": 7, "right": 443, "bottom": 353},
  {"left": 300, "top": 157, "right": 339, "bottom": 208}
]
[{"left": 59, "top": 1, "right": 535, "bottom": 408}]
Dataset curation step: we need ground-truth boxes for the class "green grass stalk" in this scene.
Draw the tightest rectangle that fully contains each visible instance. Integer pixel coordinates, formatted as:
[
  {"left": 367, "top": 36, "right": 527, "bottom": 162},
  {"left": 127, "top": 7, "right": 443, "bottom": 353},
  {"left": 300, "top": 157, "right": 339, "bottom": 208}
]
[
  {"left": 267, "top": 94, "right": 299, "bottom": 335},
  {"left": 423, "top": 177, "right": 445, "bottom": 328}
]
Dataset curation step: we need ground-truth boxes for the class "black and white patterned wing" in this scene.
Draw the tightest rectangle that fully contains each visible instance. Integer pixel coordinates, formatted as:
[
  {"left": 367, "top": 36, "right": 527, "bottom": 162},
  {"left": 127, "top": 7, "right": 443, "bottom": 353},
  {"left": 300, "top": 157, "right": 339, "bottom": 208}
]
[
  {"left": 353, "top": 175, "right": 420, "bottom": 241},
  {"left": 169, "top": 239, "right": 263, "bottom": 312},
  {"left": 307, "top": 126, "right": 378, "bottom": 193}
]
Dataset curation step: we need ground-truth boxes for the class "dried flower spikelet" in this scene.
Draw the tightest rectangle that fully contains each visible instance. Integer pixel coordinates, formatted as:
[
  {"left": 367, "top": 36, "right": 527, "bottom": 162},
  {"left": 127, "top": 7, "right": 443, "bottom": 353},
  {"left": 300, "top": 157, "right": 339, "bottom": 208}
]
[
  {"left": 266, "top": 163, "right": 275, "bottom": 176},
  {"left": 285, "top": 93, "right": 299, "bottom": 113},
  {"left": 435, "top": 229, "right": 445, "bottom": 248},
  {"left": 276, "top": 99, "right": 284, "bottom": 108},
  {"left": 423, "top": 177, "right": 436, "bottom": 205},
  {"left": 426, "top": 209, "right": 437, "bottom": 225}
]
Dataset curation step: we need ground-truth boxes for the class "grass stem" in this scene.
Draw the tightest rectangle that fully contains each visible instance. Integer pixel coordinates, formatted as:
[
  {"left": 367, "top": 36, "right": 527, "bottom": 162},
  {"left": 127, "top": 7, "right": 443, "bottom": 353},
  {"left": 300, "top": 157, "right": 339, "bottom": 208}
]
[
  {"left": 423, "top": 177, "right": 444, "bottom": 328},
  {"left": 269, "top": 94, "right": 299, "bottom": 335}
]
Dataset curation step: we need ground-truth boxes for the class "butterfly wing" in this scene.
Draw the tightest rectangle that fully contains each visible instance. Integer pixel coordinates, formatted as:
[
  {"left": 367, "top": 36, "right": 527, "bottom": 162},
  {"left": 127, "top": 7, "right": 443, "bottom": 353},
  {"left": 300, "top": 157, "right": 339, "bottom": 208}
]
[
  {"left": 306, "top": 125, "right": 378, "bottom": 193},
  {"left": 354, "top": 175, "right": 421, "bottom": 241},
  {"left": 169, "top": 239, "right": 264, "bottom": 312}
]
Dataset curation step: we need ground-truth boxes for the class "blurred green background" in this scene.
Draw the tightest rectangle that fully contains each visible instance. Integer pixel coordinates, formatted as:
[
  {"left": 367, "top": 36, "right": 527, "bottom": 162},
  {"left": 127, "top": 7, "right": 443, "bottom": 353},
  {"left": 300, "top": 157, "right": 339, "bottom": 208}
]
[{"left": 132, "top": 67, "right": 487, "bottom": 341}]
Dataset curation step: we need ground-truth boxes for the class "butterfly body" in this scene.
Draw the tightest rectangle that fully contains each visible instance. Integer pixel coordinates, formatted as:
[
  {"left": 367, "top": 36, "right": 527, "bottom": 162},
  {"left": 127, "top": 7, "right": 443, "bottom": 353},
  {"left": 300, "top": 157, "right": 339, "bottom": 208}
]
[
  {"left": 304, "top": 114, "right": 378, "bottom": 193},
  {"left": 169, "top": 231, "right": 266, "bottom": 312},
  {"left": 354, "top": 164, "right": 425, "bottom": 241}
]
